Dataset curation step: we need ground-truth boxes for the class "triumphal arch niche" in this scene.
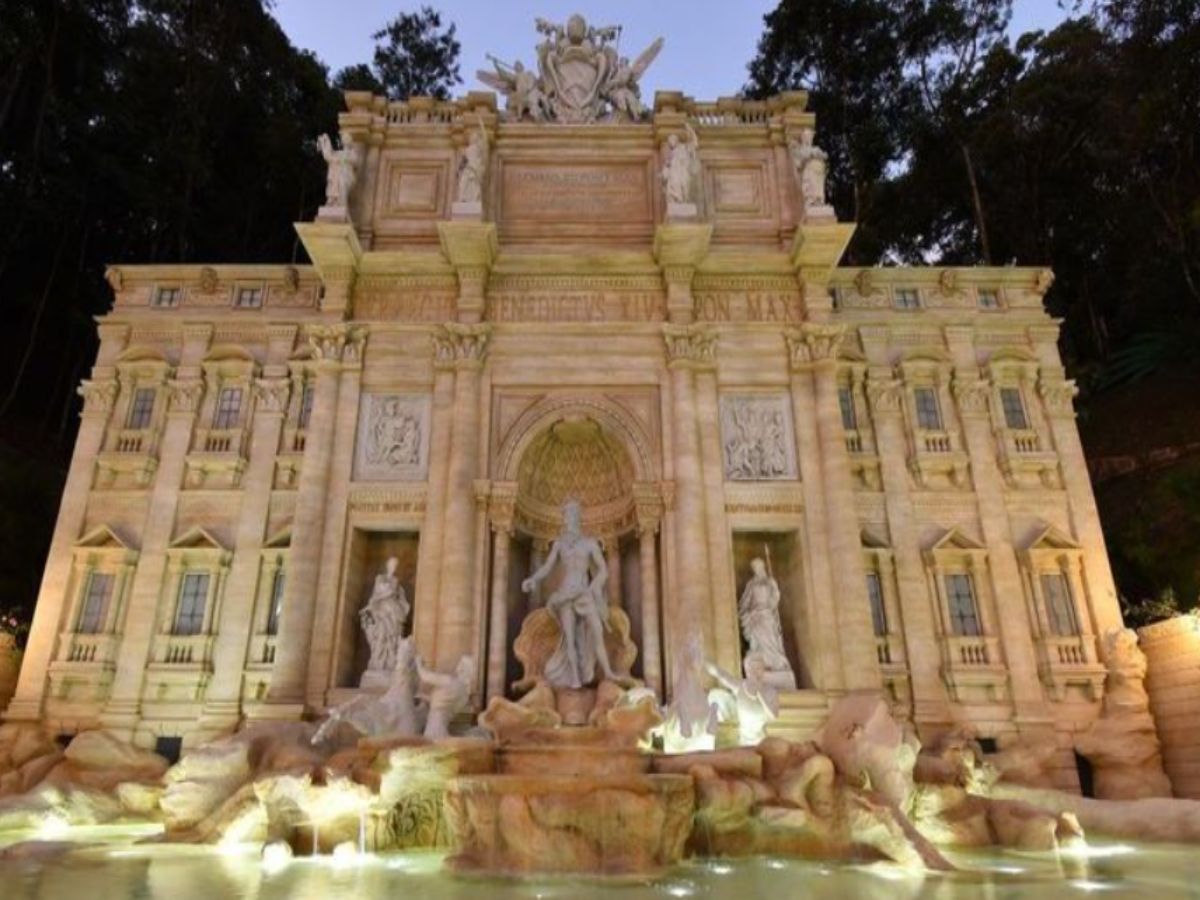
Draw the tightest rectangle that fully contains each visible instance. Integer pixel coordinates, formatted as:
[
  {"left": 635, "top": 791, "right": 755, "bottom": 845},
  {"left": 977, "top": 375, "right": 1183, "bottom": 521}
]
[{"left": 8, "top": 11, "right": 1128, "bottom": 774}]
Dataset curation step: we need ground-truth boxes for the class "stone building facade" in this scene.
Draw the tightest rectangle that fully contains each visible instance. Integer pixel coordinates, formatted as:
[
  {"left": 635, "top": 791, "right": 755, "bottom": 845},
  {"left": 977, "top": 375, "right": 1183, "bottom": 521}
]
[{"left": 2, "top": 80, "right": 1125, "bottom": 790}]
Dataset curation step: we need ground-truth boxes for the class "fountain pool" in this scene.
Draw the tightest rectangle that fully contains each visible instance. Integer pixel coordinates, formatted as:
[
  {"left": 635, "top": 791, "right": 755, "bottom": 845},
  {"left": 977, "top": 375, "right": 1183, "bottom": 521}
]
[{"left": 1, "top": 828, "right": 1197, "bottom": 900}]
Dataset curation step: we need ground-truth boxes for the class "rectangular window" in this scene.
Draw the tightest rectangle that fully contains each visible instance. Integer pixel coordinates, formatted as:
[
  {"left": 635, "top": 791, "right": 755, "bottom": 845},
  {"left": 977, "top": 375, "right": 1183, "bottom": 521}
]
[
  {"left": 1000, "top": 387, "right": 1029, "bottom": 430},
  {"left": 126, "top": 387, "right": 156, "bottom": 430},
  {"left": 914, "top": 387, "right": 943, "bottom": 430},
  {"left": 828, "top": 287, "right": 841, "bottom": 310},
  {"left": 77, "top": 572, "right": 114, "bottom": 634},
  {"left": 894, "top": 288, "right": 920, "bottom": 309},
  {"left": 978, "top": 289, "right": 1000, "bottom": 310},
  {"left": 866, "top": 571, "right": 887, "bottom": 637},
  {"left": 1041, "top": 573, "right": 1080, "bottom": 636},
  {"left": 234, "top": 286, "right": 263, "bottom": 309},
  {"left": 212, "top": 387, "right": 243, "bottom": 429},
  {"left": 266, "top": 570, "right": 285, "bottom": 636},
  {"left": 173, "top": 572, "right": 210, "bottom": 636},
  {"left": 153, "top": 286, "right": 181, "bottom": 308},
  {"left": 298, "top": 383, "right": 314, "bottom": 430},
  {"left": 945, "top": 573, "right": 982, "bottom": 636},
  {"left": 838, "top": 386, "right": 858, "bottom": 430}
]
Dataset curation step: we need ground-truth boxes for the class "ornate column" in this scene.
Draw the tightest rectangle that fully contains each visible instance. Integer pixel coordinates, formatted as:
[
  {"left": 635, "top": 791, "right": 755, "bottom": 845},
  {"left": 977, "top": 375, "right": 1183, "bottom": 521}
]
[
  {"left": 635, "top": 486, "right": 665, "bottom": 696},
  {"left": 263, "top": 324, "right": 362, "bottom": 716},
  {"left": 788, "top": 324, "right": 879, "bottom": 691},
  {"left": 5, "top": 378, "right": 118, "bottom": 721},
  {"left": 412, "top": 351, "right": 457, "bottom": 658},
  {"left": 864, "top": 367, "right": 951, "bottom": 724},
  {"left": 947, "top": 331, "right": 1047, "bottom": 721},
  {"left": 199, "top": 377, "right": 289, "bottom": 730},
  {"left": 433, "top": 322, "right": 491, "bottom": 669},
  {"left": 605, "top": 539, "right": 623, "bottom": 610},
  {"left": 1039, "top": 374, "right": 1124, "bottom": 641},
  {"left": 101, "top": 366, "right": 207, "bottom": 736},
  {"left": 485, "top": 484, "right": 516, "bottom": 701},
  {"left": 662, "top": 324, "right": 716, "bottom": 662}
]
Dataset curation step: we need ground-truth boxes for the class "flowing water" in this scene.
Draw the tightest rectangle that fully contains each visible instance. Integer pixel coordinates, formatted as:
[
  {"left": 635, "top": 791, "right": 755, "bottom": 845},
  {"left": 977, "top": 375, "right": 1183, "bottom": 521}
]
[{"left": 1, "top": 827, "right": 1198, "bottom": 899}]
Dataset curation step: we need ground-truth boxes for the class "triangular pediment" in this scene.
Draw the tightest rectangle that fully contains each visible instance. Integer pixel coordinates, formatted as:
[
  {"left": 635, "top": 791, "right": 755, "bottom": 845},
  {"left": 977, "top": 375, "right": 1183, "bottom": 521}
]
[
  {"left": 74, "top": 524, "right": 134, "bottom": 550},
  {"left": 1026, "top": 523, "right": 1080, "bottom": 551},
  {"left": 263, "top": 524, "right": 292, "bottom": 548},
  {"left": 861, "top": 527, "right": 890, "bottom": 549},
  {"left": 927, "top": 527, "right": 985, "bottom": 552},
  {"left": 169, "top": 526, "right": 227, "bottom": 551}
]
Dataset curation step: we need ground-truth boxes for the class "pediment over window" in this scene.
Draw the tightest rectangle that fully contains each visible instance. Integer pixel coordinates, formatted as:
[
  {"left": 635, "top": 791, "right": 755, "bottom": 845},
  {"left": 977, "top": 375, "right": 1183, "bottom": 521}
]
[
  {"left": 263, "top": 524, "right": 292, "bottom": 548},
  {"left": 926, "top": 526, "right": 985, "bottom": 552},
  {"left": 169, "top": 526, "right": 228, "bottom": 552},
  {"left": 1025, "top": 523, "right": 1080, "bottom": 552},
  {"left": 74, "top": 524, "right": 135, "bottom": 551},
  {"left": 861, "top": 527, "right": 891, "bottom": 550}
]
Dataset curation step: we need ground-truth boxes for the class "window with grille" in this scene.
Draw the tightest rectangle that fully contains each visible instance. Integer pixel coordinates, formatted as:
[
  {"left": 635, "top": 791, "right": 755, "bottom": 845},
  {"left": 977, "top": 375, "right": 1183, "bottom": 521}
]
[
  {"left": 838, "top": 386, "right": 858, "bottom": 430},
  {"left": 266, "top": 570, "right": 285, "bottom": 636},
  {"left": 153, "top": 286, "right": 181, "bottom": 308},
  {"left": 234, "top": 286, "right": 263, "bottom": 309},
  {"left": 999, "top": 387, "right": 1029, "bottom": 430},
  {"left": 173, "top": 572, "right": 210, "bottom": 635},
  {"left": 914, "top": 387, "right": 943, "bottom": 430},
  {"left": 945, "top": 573, "right": 982, "bottom": 636},
  {"left": 866, "top": 571, "right": 887, "bottom": 636},
  {"left": 1042, "top": 573, "right": 1080, "bottom": 636},
  {"left": 77, "top": 573, "right": 114, "bottom": 634},
  {"left": 212, "top": 387, "right": 242, "bottom": 429},
  {"left": 894, "top": 288, "right": 920, "bottom": 309},
  {"left": 126, "top": 388, "right": 156, "bottom": 429},
  {"left": 978, "top": 289, "right": 1000, "bottom": 310},
  {"left": 298, "top": 383, "right": 314, "bottom": 430}
]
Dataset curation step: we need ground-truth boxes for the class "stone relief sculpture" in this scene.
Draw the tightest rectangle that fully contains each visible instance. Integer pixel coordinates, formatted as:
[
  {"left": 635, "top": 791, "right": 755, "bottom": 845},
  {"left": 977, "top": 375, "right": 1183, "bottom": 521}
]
[
  {"left": 417, "top": 655, "right": 476, "bottom": 739},
  {"left": 521, "top": 500, "right": 619, "bottom": 689},
  {"left": 476, "top": 14, "right": 663, "bottom": 124},
  {"left": 316, "top": 133, "right": 360, "bottom": 217},
  {"left": 662, "top": 122, "right": 701, "bottom": 213},
  {"left": 719, "top": 395, "right": 796, "bottom": 480},
  {"left": 312, "top": 637, "right": 424, "bottom": 744},
  {"left": 788, "top": 127, "right": 830, "bottom": 213},
  {"left": 359, "top": 557, "right": 409, "bottom": 683},
  {"left": 738, "top": 556, "right": 797, "bottom": 689},
  {"left": 454, "top": 123, "right": 489, "bottom": 209},
  {"left": 354, "top": 393, "right": 430, "bottom": 481}
]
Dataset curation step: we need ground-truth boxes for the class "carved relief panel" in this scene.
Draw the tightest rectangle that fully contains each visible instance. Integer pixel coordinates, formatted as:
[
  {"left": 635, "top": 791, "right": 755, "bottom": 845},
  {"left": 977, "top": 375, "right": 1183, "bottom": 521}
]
[
  {"left": 353, "top": 393, "right": 432, "bottom": 482},
  {"left": 719, "top": 394, "right": 798, "bottom": 481}
]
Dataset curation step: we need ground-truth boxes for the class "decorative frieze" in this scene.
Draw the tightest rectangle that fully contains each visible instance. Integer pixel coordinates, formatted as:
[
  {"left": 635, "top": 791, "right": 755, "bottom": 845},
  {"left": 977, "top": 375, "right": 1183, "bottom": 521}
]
[{"left": 352, "top": 392, "right": 432, "bottom": 482}]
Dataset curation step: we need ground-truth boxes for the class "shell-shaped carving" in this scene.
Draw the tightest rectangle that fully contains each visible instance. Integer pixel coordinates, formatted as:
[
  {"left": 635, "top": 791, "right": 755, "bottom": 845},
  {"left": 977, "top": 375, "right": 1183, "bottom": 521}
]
[{"left": 512, "top": 606, "right": 637, "bottom": 693}]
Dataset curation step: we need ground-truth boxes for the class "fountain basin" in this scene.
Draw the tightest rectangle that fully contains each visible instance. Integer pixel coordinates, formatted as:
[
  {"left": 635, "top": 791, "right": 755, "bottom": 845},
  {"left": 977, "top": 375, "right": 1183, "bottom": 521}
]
[{"left": 443, "top": 773, "right": 694, "bottom": 875}]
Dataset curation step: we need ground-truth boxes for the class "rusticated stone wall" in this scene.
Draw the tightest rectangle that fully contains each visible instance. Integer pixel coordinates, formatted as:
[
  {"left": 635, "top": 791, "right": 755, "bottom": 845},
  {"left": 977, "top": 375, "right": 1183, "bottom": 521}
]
[{"left": 1138, "top": 614, "right": 1200, "bottom": 798}]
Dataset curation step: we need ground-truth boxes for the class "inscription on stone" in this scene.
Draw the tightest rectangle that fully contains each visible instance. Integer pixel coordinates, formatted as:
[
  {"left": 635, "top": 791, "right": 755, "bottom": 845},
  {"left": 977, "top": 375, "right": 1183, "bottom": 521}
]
[
  {"left": 694, "top": 292, "right": 804, "bottom": 323},
  {"left": 354, "top": 292, "right": 457, "bottom": 322},
  {"left": 490, "top": 291, "right": 664, "bottom": 323},
  {"left": 501, "top": 162, "right": 652, "bottom": 223}
]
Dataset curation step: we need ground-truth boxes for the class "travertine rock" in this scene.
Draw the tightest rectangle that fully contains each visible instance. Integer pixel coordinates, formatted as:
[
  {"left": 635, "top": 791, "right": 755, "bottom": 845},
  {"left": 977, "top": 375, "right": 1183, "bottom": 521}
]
[{"left": 817, "top": 695, "right": 918, "bottom": 808}]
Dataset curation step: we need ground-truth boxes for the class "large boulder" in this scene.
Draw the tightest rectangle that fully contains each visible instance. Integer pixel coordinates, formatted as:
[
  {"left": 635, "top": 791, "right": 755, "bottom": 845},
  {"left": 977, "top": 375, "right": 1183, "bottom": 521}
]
[{"left": 816, "top": 695, "right": 918, "bottom": 808}]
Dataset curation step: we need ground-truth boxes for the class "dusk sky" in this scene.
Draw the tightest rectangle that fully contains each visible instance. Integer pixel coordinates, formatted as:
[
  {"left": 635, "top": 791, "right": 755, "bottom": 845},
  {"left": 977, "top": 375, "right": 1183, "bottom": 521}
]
[{"left": 273, "top": 1, "right": 1073, "bottom": 100}]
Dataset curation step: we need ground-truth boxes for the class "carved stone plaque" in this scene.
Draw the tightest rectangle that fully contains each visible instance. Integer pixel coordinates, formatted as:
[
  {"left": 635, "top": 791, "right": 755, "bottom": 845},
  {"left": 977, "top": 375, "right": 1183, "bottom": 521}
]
[
  {"left": 354, "top": 393, "right": 431, "bottom": 482},
  {"left": 719, "top": 394, "right": 798, "bottom": 481},
  {"left": 500, "top": 161, "right": 653, "bottom": 224}
]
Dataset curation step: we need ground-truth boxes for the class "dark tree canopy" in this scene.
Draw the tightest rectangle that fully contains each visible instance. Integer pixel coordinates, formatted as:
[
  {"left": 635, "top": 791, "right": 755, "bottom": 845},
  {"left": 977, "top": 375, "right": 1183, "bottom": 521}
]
[{"left": 333, "top": 6, "right": 461, "bottom": 101}]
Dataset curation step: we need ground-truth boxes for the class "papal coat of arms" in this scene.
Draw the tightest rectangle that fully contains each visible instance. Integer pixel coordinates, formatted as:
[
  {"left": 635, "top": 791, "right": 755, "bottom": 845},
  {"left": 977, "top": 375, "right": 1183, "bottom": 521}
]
[{"left": 477, "top": 14, "right": 663, "bottom": 123}]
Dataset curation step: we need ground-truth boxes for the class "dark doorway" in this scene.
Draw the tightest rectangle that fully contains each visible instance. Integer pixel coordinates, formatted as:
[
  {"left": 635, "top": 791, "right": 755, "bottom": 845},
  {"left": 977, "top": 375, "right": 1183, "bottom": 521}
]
[
  {"left": 155, "top": 736, "right": 183, "bottom": 765},
  {"left": 1074, "top": 750, "right": 1095, "bottom": 798}
]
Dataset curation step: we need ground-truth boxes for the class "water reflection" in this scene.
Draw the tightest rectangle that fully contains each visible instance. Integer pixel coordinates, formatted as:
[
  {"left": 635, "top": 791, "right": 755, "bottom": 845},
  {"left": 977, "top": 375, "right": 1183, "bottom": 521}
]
[{"left": 2, "top": 835, "right": 1200, "bottom": 900}]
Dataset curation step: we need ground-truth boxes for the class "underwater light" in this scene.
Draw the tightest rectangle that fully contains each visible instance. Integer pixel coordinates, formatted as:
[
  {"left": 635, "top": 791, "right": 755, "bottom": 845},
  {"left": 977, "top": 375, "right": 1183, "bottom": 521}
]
[
  {"left": 37, "top": 814, "right": 70, "bottom": 840},
  {"left": 1061, "top": 844, "right": 1136, "bottom": 860},
  {"left": 664, "top": 885, "right": 695, "bottom": 898},
  {"left": 261, "top": 841, "right": 293, "bottom": 874},
  {"left": 708, "top": 862, "right": 733, "bottom": 874},
  {"left": 1072, "top": 880, "right": 1112, "bottom": 893},
  {"left": 330, "top": 841, "right": 360, "bottom": 868}
]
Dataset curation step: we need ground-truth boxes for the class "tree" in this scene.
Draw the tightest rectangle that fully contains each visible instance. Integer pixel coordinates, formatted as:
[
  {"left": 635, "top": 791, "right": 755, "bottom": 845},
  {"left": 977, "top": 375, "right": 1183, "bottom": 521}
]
[{"left": 347, "top": 6, "right": 461, "bottom": 101}]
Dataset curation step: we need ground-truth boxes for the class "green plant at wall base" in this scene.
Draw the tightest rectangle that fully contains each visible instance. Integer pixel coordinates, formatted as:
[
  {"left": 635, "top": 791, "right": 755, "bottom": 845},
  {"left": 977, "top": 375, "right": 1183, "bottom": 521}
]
[{"left": 0, "top": 609, "right": 30, "bottom": 650}]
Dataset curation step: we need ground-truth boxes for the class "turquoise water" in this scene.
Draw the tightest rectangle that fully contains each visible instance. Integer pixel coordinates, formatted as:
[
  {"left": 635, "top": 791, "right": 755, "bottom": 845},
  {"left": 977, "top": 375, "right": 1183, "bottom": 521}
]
[{"left": 1, "top": 830, "right": 1198, "bottom": 899}]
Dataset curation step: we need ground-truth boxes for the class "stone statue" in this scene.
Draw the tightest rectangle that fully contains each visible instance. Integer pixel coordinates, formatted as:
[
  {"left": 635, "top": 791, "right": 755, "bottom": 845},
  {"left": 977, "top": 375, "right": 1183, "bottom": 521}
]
[
  {"left": 476, "top": 14, "right": 663, "bottom": 124},
  {"left": 521, "top": 500, "right": 618, "bottom": 689},
  {"left": 706, "top": 658, "right": 779, "bottom": 746},
  {"left": 312, "top": 637, "right": 424, "bottom": 744},
  {"left": 660, "top": 633, "right": 718, "bottom": 752},
  {"left": 455, "top": 124, "right": 489, "bottom": 206},
  {"left": 662, "top": 122, "right": 700, "bottom": 207},
  {"left": 788, "top": 128, "right": 829, "bottom": 211},
  {"left": 417, "top": 654, "right": 475, "bottom": 739},
  {"left": 738, "top": 557, "right": 797, "bottom": 689},
  {"left": 359, "top": 557, "right": 409, "bottom": 677},
  {"left": 316, "top": 133, "right": 359, "bottom": 212}
]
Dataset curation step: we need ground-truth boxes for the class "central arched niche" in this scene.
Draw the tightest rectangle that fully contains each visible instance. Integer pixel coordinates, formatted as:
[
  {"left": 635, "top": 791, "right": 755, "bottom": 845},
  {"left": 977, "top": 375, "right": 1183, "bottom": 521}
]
[{"left": 514, "top": 415, "right": 635, "bottom": 540}]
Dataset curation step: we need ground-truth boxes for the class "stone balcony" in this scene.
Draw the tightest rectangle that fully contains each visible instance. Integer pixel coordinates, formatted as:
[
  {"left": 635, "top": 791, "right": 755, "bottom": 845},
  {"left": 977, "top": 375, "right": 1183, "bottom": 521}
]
[
  {"left": 939, "top": 634, "right": 1007, "bottom": 703},
  {"left": 1036, "top": 633, "right": 1106, "bottom": 700},
  {"left": 184, "top": 428, "right": 249, "bottom": 489},
  {"left": 997, "top": 427, "right": 1062, "bottom": 489},
  {"left": 47, "top": 632, "right": 119, "bottom": 703},
  {"left": 909, "top": 428, "right": 970, "bottom": 490}
]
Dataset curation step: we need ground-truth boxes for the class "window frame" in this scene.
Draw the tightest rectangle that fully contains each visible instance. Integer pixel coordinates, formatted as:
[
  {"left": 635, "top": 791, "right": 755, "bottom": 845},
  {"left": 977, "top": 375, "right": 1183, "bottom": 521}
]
[
  {"left": 77, "top": 571, "right": 115, "bottom": 635},
  {"left": 894, "top": 287, "right": 921, "bottom": 310},
  {"left": 999, "top": 386, "right": 1030, "bottom": 430},
  {"left": 152, "top": 286, "right": 181, "bottom": 308},
  {"left": 914, "top": 386, "right": 943, "bottom": 430},
  {"left": 234, "top": 285, "right": 264, "bottom": 309},
  {"left": 172, "top": 570, "right": 211, "bottom": 636},
  {"left": 212, "top": 386, "right": 243, "bottom": 430},
  {"left": 945, "top": 571, "right": 983, "bottom": 637}
]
